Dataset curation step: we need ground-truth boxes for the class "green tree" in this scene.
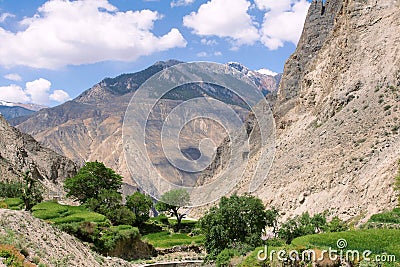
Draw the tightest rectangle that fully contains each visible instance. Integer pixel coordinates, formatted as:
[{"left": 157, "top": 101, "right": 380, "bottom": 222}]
[
  {"left": 327, "top": 216, "right": 348, "bottom": 232},
  {"left": 85, "top": 189, "right": 122, "bottom": 215},
  {"left": 155, "top": 189, "right": 190, "bottom": 230},
  {"left": 199, "top": 194, "right": 267, "bottom": 257},
  {"left": 64, "top": 161, "right": 122, "bottom": 204},
  {"left": 126, "top": 192, "right": 153, "bottom": 225},
  {"left": 279, "top": 212, "right": 329, "bottom": 244},
  {"left": 21, "top": 172, "right": 43, "bottom": 211}
]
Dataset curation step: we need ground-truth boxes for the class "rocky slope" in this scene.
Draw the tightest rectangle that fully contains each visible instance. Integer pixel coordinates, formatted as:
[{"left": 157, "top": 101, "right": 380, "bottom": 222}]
[
  {"left": 0, "top": 209, "right": 138, "bottom": 267},
  {"left": 199, "top": 0, "right": 400, "bottom": 221},
  {"left": 13, "top": 61, "right": 279, "bottom": 187},
  {"left": 0, "top": 115, "right": 76, "bottom": 195}
]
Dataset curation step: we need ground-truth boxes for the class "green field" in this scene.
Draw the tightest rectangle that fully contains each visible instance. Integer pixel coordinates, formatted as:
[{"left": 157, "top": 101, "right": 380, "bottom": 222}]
[
  {"left": 142, "top": 231, "right": 204, "bottom": 248},
  {"left": 292, "top": 229, "right": 400, "bottom": 259},
  {"left": 240, "top": 229, "right": 400, "bottom": 267},
  {"left": 32, "top": 201, "right": 106, "bottom": 224}
]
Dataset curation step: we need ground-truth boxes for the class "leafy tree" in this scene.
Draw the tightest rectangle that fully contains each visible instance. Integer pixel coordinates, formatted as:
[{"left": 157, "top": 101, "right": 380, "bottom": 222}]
[
  {"left": 155, "top": 189, "right": 190, "bottom": 230},
  {"left": 21, "top": 172, "right": 43, "bottom": 211},
  {"left": 327, "top": 216, "right": 348, "bottom": 232},
  {"left": 64, "top": 161, "right": 122, "bottom": 204},
  {"left": 279, "top": 212, "right": 328, "bottom": 244},
  {"left": 85, "top": 189, "right": 122, "bottom": 215},
  {"left": 199, "top": 194, "right": 267, "bottom": 257},
  {"left": 126, "top": 192, "right": 153, "bottom": 225}
]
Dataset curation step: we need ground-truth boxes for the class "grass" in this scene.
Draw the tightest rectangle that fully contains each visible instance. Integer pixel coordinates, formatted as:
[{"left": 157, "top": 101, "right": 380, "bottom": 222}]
[
  {"left": 142, "top": 231, "right": 204, "bottom": 248},
  {"left": 292, "top": 229, "right": 400, "bottom": 259},
  {"left": 32, "top": 201, "right": 106, "bottom": 224},
  {"left": 368, "top": 208, "right": 400, "bottom": 224},
  {"left": 239, "top": 230, "right": 400, "bottom": 267},
  {"left": 1, "top": 198, "right": 24, "bottom": 210}
]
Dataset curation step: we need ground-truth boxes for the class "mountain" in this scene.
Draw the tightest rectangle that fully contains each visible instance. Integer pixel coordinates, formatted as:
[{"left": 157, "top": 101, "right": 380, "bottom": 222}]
[
  {"left": 12, "top": 61, "right": 279, "bottom": 187},
  {"left": 0, "top": 115, "right": 76, "bottom": 195},
  {"left": 227, "top": 62, "right": 281, "bottom": 95},
  {"left": 198, "top": 0, "right": 400, "bottom": 221},
  {"left": 0, "top": 100, "right": 46, "bottom": 120}
]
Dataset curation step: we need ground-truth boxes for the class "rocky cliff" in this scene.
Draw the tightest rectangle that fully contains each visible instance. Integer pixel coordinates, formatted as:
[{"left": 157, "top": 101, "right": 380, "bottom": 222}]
[
  {"left": 0, "top": 115, "right": 76, "bottom": 194},
  {"left": 200, "top": 0, "right": 400, "bottom": 221}
]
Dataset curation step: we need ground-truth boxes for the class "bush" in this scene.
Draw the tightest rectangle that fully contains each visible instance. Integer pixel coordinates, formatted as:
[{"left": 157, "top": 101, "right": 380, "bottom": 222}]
[
  {"left": 279, "top": 212, "right": 333, "bottom": 243},
  {"left": 96, "top": 225, "right": 140, "bottom": 252},
  {"left": 0, "top": 181, "right": 23, "bottom": 198},
  {"left": 215, "top": 248, "right": 239, "bottom": 267},
  {"left": 109, "top": 206, "right": 136, "bottom": 226}
]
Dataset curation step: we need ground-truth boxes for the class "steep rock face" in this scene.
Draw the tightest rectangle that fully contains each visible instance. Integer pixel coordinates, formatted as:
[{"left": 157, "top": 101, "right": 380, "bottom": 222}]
[
  {"left": 277, "top": 0, "right": 343, "bottom": 114},
  {"left": 200, "top": 0, "right": 400, "bottom": 221},
  {"left": 0, "top": 115, "right": 76, "bottom": 193},
  {"left": 263, "top": 0, "right": 400, "bottom": 220}
]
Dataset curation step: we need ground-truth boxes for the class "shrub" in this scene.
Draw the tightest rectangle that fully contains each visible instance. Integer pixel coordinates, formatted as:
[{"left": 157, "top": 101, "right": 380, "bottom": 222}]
[
  {"left": 215, "top": 248, "right": 239, "bottom": 267},
  {"left": 96, "top": 225, "right": 139, "bottom": 252},
  {"left": 0, "top": 181, "right": 23, "bottom": 198},
  {"left": 109, "top": 206, "right": 136, "bottom": 226}
]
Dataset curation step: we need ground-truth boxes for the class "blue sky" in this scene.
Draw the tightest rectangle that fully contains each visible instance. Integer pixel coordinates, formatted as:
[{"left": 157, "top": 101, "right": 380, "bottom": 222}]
[{"left": 0, "top": 0, "right": 310, "bottom": 106}]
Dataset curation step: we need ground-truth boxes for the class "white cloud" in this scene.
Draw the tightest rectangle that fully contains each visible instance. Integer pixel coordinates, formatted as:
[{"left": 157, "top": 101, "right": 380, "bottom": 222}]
[
  {"left": 0, "top": 84, "right": 30, "bottom": 103},
  {"left": 0, "top": 13, "right": 15, "bottom": 23},
  {"left": 183, "top": 0, "right": 259, "bottom": 47},
  {"left": 50, "top": 90, "right": 71, "bottom": 102},
  {"left": 25, "top": 78, "right": 52, "bottom": 105},
  {"left": 0, "top": 0, "right": 187, "bottom": 69},
  {"left": 200, "top": 38, "right": 218, "bottom": 46},
  {"left": 0, "top": 78, "right": 70, "bottom": 105},
  {"left": 256, "top": 68, "right": 278, "bottom": 76},
  {"left": 214, "top": 51, "right": 222, "bottom": 56},
  {"left": 257, "top": 0, "right": 310, "bottom": 50},
  {"left": 196, "top": 51, "right": 208, "bottom": 57},
  {"left": 4, "top": 73, "right": 22, "bottom": 82},
  {"left": 171, "top": 0, "right": 195, "bottom": 7}
]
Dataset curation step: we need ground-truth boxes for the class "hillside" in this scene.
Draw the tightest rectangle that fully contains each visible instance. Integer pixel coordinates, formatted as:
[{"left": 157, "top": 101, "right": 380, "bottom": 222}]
[
  {"left": 0, "top": 209, "right": 137, "bottom": 267},
  {"left": 0, "top": 115, "right": 76, "bottom": 195},
  {"left": 199, "top": 0, "right": 400, "bottom": 221}
]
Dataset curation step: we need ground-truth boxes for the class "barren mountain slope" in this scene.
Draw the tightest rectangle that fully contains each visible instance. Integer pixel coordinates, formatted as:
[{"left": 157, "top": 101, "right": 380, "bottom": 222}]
[
  {"left": 200, "top": 0, "right": 400, "bottom": 221},
  {"left": 0, "top": 115, "right": 76, "bottom": 194}
]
